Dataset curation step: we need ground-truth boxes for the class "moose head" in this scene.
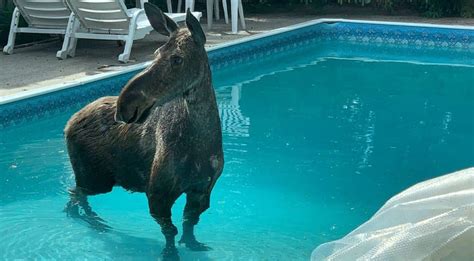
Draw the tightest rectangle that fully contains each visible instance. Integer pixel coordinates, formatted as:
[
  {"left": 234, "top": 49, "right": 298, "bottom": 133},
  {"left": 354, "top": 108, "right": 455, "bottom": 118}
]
[{"left": 115, "top": 3, "right": 208, "bottom": 124}]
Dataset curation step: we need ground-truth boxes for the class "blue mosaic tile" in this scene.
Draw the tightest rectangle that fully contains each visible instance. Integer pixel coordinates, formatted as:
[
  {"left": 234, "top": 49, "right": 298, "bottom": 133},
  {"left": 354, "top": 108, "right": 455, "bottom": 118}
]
[
  {"left": 0, "top": 72, "right": 136, "bottom": 128},
  {"left": 209, "top": 22, "right": 474, "bottom": 71},
  {"left": 1, "top": 21, "right": 473, "bottom": 128}
]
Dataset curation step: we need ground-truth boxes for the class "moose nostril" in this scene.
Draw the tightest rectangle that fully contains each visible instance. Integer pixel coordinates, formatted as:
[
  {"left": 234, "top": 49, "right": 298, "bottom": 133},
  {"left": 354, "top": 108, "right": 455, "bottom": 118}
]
[
  {"left": 126, "top": 107, "right": 140, "bottom": 124},
  {"left": 114, "top": 104, "right": 138, "bottom": 124}
]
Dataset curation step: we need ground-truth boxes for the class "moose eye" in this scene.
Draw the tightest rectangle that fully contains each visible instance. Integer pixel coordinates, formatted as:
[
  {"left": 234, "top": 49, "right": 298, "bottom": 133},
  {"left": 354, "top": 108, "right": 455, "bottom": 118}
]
[{"left": 171, "top": 56, "right": 183, "bottom": 65}]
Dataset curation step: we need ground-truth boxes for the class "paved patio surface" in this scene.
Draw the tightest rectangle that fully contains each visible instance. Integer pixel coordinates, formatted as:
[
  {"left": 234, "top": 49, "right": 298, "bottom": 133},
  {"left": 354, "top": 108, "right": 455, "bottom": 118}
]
[{"left": 0, "top": 13, "right": 473, "bottom": 97}]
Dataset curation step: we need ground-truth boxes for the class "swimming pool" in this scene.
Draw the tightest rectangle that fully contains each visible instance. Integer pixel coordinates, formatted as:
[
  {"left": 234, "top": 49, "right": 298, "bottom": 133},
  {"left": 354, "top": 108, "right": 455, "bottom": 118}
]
[{"left": 1, "top": 20, "right": 473, "bottom": 260}]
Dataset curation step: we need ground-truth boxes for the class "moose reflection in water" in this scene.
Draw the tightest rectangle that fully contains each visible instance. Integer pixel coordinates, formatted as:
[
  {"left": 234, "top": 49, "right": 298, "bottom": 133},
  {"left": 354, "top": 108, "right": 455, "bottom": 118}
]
[{"left": 63, "top": 4, "right": 223, "bottom": 260}]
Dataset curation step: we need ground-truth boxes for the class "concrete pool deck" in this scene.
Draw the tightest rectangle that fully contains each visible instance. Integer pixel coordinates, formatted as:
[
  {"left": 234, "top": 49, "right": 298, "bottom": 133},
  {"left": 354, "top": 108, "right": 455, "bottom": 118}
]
[{"left": 1, "top": 13, "right": 473, "bottom": 97}]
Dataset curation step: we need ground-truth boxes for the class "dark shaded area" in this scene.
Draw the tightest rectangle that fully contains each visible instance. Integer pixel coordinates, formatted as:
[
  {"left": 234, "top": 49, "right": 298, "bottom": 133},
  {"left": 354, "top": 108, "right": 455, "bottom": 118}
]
[{"left": 244, "top": 0, "right": 474, "bottom": 18}]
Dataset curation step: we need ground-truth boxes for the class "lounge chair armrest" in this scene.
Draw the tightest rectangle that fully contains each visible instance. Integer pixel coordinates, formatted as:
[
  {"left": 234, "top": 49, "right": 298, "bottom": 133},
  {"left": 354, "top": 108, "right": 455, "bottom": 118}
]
[{"left": 127, "top": 8, "right": 145, "bottom": 20}]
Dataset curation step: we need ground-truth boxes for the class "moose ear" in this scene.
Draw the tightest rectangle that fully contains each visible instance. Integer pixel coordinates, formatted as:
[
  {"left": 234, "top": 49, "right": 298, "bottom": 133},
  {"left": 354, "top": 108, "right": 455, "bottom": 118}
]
[
  {"left": 185, "top": 9, "right": 206, "bottom": 46},
  {"left": 144, "top": 3, "right": 178, "bottom": 36}
]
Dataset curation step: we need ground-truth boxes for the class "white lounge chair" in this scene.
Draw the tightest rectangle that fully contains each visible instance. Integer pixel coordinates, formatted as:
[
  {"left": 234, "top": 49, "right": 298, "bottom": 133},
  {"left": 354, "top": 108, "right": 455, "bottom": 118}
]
[
  {"left": 3, "top": 0, "right": 71, "bottom": 54},
  {"left": 57, "top": 0, "right": 201, "bottom": 63}
]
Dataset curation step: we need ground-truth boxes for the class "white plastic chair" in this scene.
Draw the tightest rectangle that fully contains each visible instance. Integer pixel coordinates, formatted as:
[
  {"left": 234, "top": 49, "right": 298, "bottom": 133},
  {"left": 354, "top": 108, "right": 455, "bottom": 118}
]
[
  {"left": 211, "top": 0, "right": 245, "bottom": 34},
  {"left": 3, "top": 0, "right": 71, "bottom": 54},
  {"left": 56, "top": 0, "right": 201, "bottom": 63},
  {"left": 184, "top": 0, "right": 245, "bottom": 34}
]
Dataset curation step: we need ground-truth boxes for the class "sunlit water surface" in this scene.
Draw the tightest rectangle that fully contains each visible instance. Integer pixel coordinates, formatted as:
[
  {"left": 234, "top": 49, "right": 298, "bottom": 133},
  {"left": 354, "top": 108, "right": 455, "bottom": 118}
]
[{"left": 1, "top": 42, "right": 473, "bottom": 260}]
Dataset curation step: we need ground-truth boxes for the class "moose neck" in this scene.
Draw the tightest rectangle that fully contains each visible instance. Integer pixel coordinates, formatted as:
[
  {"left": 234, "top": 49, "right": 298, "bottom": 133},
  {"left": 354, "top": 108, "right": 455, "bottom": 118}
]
[
  {"left": 183, "top": 65, "right": 216, "bottom": 112},
  {"left": 181, "top": 68, "right": 222, "bottom": 138}
]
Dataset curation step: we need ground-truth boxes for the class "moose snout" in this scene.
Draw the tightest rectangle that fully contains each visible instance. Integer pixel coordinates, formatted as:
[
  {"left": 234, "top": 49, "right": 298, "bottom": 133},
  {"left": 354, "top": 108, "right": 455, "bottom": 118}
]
[{"left": 115, "top": 91, "right": 154, "bottom": 124}]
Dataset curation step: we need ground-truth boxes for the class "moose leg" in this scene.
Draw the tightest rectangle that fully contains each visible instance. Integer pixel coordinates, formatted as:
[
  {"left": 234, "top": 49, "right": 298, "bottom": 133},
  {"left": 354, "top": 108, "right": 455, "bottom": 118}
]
[
  {"left": 65, "top": 187, "right": 111, "bottom": 231},
  {"left": 179, "top": 191, "right": 212, "bottom": 251},
  {"left": 147, "top": 189, "right": 181, "bottom": 260}
]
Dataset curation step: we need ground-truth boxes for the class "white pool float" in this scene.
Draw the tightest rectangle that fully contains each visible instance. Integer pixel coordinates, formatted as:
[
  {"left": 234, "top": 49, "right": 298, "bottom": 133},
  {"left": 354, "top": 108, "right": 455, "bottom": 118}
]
[{"left": 312, "top": 167, "right": 474, "bottom": 261}]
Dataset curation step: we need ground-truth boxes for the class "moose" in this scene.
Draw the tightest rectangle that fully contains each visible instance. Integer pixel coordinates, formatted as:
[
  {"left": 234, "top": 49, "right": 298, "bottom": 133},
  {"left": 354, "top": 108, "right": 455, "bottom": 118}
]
[{"left": 64, "top": 3, "right": 224, "bottom": 260}]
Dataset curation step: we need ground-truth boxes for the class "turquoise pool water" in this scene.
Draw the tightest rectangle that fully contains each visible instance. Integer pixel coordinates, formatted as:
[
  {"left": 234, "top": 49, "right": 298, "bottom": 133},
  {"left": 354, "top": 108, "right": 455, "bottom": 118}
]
[{"left": 1, "top": 40, "right": 473, "bottom": 260}]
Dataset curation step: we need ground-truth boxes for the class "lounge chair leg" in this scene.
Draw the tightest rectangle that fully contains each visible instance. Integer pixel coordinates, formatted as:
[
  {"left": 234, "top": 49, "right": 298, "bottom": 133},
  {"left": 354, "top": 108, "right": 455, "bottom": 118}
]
[
  {"left": 3, "top": 7, "right": 20, "bottom": 55},
  {"left": 119, "top": 8, "right": 144, "bottom": 63},
  {"left": 222, "top": 0, "right": 229, "bottom": 24},
  {"left": 238, "top": 0, "right": 245, "bottom": 30},
  {"left": 66, "top": 18, "right": 80, "bottom": 57},
  {"left": 214, "top": 0, "right": 220, "bottom": 20},
  {"left": 118, "top": 37, "right": 133, "bottom": 63},
  {"left": 231, "top": 0, "right": 238, "bottom": 34},
  {"left": 119, "top": 21, "right": 139, "bottom": 63},
  {"left": 177, "top": 0, "right": 182, "bottom": 12},
  {"left": 185, "top": 0, "right": 194, "bottom": 12},
  {"left": 166, "top": 0, "right": 173, "bottom": 13},
  {"left": 57, "top": 13, "right": 76, "bottom": 60},
  {"left": 206, "top": 0, "right": 213, "bottom": 30}
]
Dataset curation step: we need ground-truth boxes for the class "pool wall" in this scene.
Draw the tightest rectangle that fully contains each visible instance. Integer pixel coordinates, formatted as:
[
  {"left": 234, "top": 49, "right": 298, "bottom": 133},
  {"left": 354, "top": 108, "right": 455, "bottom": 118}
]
[{"left": 1, "top": 19, "right": 473, "bottom": 128}]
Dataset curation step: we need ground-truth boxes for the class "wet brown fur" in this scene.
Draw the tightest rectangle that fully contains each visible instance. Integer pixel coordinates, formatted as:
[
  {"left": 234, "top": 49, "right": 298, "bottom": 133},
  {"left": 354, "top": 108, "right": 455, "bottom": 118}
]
[{"left": 64, "top": 5, "right": 223, "bottom": 259}]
